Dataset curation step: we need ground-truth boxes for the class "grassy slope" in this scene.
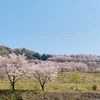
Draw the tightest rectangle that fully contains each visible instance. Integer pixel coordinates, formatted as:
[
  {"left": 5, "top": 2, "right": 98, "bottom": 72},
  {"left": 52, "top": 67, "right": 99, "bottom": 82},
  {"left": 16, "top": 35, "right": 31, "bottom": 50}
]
[{"left": 0, "top": 72, "right": 100, "bottom": 100}]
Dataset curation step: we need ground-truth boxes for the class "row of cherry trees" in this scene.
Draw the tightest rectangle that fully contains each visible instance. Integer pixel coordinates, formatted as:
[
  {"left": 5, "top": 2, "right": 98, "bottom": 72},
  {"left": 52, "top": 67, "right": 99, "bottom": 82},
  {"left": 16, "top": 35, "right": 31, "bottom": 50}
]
[
  {"left": 0, "top": 53, "right": 59, "bottom": 90},
  {"left": 0, "top": 53, "right": 99, "bottom": 91},
  {"left": 48, "top": 55, "right": 100, "bottom": 68}
]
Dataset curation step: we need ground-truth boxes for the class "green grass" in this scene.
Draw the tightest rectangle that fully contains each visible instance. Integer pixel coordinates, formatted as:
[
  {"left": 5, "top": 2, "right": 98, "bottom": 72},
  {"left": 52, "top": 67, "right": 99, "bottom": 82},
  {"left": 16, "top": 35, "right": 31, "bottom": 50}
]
[{"left": 0, "top": 72, "right": 100, "bottom": 92}]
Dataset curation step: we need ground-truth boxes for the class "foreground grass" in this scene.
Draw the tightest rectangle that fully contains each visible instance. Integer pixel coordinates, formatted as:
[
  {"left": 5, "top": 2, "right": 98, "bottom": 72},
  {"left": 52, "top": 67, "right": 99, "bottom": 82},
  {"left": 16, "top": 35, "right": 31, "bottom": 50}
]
[{"left": 0, "top": 90, "right": 100, "bottom": 100}]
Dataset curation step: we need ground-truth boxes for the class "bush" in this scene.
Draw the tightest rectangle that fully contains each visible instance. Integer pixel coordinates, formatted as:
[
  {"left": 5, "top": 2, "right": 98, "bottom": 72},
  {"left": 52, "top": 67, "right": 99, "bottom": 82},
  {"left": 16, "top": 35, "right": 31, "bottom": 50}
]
[
  {"left": 92, "top": 85, "right": 97, "bottom": 91},
  {"left": 70, "top": 85, "right": 75, "bottom": 90},
  {"left": 52, "top": 86, "right": 59, "bottom": 90}
]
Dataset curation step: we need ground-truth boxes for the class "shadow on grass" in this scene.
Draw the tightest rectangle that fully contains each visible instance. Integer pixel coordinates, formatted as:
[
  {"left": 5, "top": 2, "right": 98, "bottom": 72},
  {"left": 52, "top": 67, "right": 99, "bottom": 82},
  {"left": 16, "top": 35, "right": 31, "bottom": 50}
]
[
  {"left": 0, "top": 89, "right": 38, "bottom": 100},
  {"left": 0, "top": 89, "right": 38, "bottom": 95},
  {"left": 0, "top": 90, "right": 100, "bottom": 100}
]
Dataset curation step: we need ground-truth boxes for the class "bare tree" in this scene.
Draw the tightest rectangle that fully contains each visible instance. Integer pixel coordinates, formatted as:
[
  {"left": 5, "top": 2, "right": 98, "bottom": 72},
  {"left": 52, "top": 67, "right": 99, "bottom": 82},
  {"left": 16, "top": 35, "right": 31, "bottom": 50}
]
[{"left": 0, "top": 53, "right": 29, "bottom": 90}]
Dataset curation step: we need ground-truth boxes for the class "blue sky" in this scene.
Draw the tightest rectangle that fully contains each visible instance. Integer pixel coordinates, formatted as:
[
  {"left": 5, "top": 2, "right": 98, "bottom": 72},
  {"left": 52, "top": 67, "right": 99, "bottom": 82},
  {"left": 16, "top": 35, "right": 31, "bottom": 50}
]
[{"left": 0, "top": 0, "right": 100, "bottom": 55}]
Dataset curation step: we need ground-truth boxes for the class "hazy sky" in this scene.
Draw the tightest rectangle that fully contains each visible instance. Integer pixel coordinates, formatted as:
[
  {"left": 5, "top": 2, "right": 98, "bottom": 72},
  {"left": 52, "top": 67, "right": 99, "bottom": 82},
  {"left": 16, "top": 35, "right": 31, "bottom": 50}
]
[{"left": 0, "top": 0, "right": 100, "bottom": 55}]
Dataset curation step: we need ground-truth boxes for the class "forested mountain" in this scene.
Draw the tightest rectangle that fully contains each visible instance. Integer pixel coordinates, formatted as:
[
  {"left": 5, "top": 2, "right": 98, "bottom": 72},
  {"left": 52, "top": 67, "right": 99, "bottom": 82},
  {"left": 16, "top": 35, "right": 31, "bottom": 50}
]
[
  {"left": 0, "top": 45, "right": 100, "bottom": 72},
  {"left": 0, "top": 46, "right": 51, "bottom": 60}
]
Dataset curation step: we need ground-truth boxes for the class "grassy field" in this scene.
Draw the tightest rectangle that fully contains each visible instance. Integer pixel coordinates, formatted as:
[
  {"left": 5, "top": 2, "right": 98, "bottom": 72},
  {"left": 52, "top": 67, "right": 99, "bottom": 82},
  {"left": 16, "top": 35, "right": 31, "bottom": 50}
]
[
  {"left": 0, "top": 72, "right": 100, "bottom": 91},
  {"left": 0, "top": 72, "right": 100, "bottom": 100}
]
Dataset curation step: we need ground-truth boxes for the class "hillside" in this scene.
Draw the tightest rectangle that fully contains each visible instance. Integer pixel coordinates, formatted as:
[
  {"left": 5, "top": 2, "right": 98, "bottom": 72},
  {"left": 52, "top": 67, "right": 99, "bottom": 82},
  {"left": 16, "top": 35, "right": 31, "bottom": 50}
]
[
  {"left": 48, "top": 55, "right": 100, "bottom": 72},
  {"left": 0, "top": 45, "right": 100, "bottom": 72},
  {"left": 0, "top": 45, "right": 51, "bottom": 60}
]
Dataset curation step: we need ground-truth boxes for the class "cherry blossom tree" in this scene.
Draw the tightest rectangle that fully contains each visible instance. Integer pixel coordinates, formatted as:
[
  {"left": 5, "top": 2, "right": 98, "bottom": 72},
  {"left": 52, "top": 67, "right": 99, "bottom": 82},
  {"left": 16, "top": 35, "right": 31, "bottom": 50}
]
[
  {"left": 0, "top": 53, "right": 29, "bottom": 90},
  {"left": 29, "top": 61, "right": 59, "bottom": 90}
]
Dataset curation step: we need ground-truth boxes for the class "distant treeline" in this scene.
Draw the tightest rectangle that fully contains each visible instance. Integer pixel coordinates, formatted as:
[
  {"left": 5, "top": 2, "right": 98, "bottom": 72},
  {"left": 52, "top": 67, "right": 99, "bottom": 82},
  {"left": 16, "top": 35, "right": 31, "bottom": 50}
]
[{"left": 0, "top": 46, "right": 51, "bottom": 60}]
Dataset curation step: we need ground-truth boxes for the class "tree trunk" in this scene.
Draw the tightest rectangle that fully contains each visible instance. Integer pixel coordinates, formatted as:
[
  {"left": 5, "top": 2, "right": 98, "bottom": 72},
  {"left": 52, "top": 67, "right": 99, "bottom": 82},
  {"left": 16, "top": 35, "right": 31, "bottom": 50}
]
[
  {"left": 41, "top": 85, "right": 44, "bottom": 91},
  {"left": 75, "top": 83, "right": 78, "bottom": 90},
  {"left": 11, "top": 83, "right": 15, "bottom": 90}
]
